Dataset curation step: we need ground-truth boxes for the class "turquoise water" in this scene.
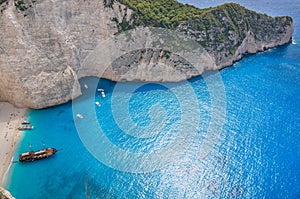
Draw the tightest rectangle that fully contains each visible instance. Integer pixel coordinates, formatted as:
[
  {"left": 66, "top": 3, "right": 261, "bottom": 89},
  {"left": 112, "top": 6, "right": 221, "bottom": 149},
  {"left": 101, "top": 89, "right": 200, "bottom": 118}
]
[{"left": 5, "top": 1, "right": 300, "bottom": 198}]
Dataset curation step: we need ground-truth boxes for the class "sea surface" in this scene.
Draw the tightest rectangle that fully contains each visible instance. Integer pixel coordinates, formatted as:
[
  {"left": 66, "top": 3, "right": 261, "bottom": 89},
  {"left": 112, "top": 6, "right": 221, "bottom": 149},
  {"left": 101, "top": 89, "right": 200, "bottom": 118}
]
[{"left": 5, "top": 0, "right": 300, "bottom": 198}]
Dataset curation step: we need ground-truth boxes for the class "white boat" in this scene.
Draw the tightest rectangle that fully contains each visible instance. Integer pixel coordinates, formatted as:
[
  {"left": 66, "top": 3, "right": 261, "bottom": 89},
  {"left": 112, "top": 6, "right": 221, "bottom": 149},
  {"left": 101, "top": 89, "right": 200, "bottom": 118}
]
[
  {"left": 95, "top": 101, "right": 101, "bottom": 107},
  {"left": 21, "top": 120, "right": 30, "bottom": 125},
  {"left": 76, "top": 114, "right": 83, "bottom": 119},
  {"left": 84, "top": 84, "right": 88, "bottom": 89},
  {"left": 18, "top": 125, "right": 34, "bottom": 130},
  {"left": 97, "top": 88, "right": 104, "bottom": 92}
]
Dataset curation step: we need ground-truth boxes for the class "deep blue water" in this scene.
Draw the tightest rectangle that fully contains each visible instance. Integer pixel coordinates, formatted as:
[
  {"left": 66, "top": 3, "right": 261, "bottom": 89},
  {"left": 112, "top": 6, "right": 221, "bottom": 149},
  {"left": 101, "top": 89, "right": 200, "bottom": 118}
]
[{"left": 5, "top": 0, "right": 300, "bottom": 198}]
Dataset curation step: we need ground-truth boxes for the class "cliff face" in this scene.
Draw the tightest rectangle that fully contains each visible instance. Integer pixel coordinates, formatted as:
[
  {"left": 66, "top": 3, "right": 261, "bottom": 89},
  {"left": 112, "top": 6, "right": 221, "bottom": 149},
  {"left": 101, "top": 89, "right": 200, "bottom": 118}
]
[
  {"left": 0, "top": 0, "right": 122, "bottom": 108},
  {"left": 0, "top": 0, "right": 294, "bottom": 109},
  {"left": 117, "top": 1, "right": 294, "bottom": 67},
  {"left": 0, "top": 187, "right": 15, "bottom": 199}
]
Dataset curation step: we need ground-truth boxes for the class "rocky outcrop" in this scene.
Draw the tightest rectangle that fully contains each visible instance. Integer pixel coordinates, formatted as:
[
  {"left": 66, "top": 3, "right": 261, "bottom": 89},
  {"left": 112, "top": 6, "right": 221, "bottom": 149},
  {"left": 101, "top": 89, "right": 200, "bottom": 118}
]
[
  {"left": 0, "top": 187, "right": 15, "bottom": 199},
  {"left": 173, "top": 3, "right": 294, "bottom": 67},
  {"left": 233, "top": 27, "right": 293, "bottom": 63},
  {"left": 0, "top": 0, "right": 294, "bottom": 109},
  {"left": 115, "top": 1, "right": 294, "bottom": 67}
]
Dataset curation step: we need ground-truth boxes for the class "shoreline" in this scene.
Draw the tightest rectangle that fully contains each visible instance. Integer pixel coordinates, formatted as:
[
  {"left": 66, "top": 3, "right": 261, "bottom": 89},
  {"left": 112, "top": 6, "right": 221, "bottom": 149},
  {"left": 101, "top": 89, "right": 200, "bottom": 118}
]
[{"left": 0, "top": 102, "right": 27, "bottom": 187}]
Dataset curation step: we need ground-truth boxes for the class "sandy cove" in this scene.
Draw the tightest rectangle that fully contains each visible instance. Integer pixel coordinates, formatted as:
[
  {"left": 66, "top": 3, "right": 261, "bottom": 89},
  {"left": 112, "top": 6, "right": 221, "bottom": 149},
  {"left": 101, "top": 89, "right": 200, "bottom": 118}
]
[{"left": 0, "top": 102, "right": 27, "bottom": 186}]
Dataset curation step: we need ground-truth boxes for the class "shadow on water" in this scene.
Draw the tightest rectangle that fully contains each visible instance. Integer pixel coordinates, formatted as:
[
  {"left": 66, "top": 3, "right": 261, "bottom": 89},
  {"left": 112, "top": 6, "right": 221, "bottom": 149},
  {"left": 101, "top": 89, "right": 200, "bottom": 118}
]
[{"left": 40, "top": 172, "right": 117, "bottom": 199}]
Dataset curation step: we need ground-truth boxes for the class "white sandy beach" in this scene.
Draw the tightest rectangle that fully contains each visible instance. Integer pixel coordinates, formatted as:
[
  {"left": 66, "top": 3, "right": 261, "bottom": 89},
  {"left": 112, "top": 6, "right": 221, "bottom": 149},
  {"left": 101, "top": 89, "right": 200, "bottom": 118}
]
[{"left": 0, "top": 102, "right": 27, "bottom": 186}]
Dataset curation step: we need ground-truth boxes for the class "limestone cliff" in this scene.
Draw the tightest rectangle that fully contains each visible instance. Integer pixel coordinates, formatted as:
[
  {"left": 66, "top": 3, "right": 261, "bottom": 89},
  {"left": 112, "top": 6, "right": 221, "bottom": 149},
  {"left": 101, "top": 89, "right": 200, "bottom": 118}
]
[
  {"left": 116, "top": 0, "right": 294, "bottom": 67},
  {"left": 0, "top": 187, "right": 15, "bottom": 199},
  {"left": 0, "top": 0, "right": 294, "bottom": 108}
]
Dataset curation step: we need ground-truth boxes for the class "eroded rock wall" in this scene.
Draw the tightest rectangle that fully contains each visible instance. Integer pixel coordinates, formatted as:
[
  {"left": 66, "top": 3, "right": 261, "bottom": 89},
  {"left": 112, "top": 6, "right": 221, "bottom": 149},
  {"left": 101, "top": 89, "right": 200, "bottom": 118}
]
[{"left": 0, "top": 0, "right": 294, "bottom": 109}]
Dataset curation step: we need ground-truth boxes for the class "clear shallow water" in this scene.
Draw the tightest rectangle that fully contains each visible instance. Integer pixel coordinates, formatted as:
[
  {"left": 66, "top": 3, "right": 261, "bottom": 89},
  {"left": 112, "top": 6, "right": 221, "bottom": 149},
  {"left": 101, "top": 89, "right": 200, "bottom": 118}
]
[{"left": 5, "top": 1, "right": 300, "bottom": 198}]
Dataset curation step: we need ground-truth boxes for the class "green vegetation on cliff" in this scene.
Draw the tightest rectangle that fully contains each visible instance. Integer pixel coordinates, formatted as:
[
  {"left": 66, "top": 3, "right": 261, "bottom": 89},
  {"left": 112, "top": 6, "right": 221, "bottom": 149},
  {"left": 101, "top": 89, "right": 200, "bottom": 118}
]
[
  {"left": 117, "top": 0, "right": 202, "bottom": 28},
  {"left": 0, "top": 0, "right": 7, "bottom": 5},
  {"left": 116, "top": 0, "right": 262, "bottom": 30},
  {"left": 0, "top": 0, "right": 8, "bottom": 13},
  {"left": 14, "top": 0, "right": 36, "bottom": 11},
  {"left": 114, "top": 0, "right": 293, "bottom": 60},
  {"left": 14, "top": 0, "right": 27, "bottom": 11}
]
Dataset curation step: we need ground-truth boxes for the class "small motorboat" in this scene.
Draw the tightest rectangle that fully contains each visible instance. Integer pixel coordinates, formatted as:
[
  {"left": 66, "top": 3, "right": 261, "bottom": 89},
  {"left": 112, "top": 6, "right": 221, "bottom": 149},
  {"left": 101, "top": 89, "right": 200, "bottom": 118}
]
[
  {"left": 21, "top": 120, "right": 30, "bottom": 125},
  {"left": 76, "top": 114, "right": 83, "bottom": 119},
  {"left": 18, "top": 125, "right": 34, "bottom": 130},
  {"left": 95, "top": 101, "right": 101, "bottom": 107}
]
